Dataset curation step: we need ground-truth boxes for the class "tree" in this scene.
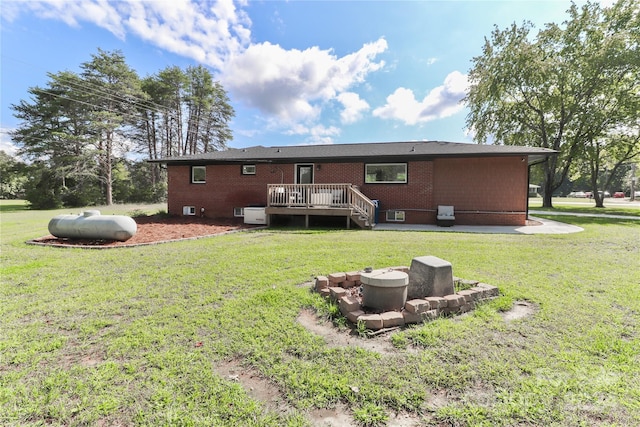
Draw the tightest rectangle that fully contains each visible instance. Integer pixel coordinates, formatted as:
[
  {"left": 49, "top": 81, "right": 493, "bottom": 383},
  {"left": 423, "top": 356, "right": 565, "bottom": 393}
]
[
  {"left": 80, "top": 49, "right": 143, "bottom": 205},
  {"left": 11, "top": 71, "right": 101, "bottom": 207},
  {"left": 183, "top": 65, "right": 234, "bottom": 155},
  {"left": 133, "top": 65, "right": 234, "bottom": 157},
  {"left": 576, "top": 0, "right": 640, "bottom": 207},
  {"left": 465, "top": 0, "right": 639, "bottom": 208},
  {"left": 11, "top": 49, "right": 234, "bottom": 208},
  {"left": 0, "top": 151, "right": 27, "bottom": 199}
]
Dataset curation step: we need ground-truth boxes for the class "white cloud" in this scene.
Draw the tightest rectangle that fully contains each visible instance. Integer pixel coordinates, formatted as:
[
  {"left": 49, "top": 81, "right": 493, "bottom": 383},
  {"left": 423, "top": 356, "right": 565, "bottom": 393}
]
[
  {"left": 337, "top": 92, "right": 369, "bottom": 124},
  {"left": 221, "top": 38, "right": 387, "bottom": 124},
  {"left": 373, "top": 71, "right": 469, "bottom": 125},
  {"left": 285, "top": 123, "right": 341, "bottom": 145},
  {"left": 5, "top": 0, "right": 251, "bottom": 69},
  {"left": 0, "top": 128, "right": 19, "bottom": 157},
  {"left": 4, "top": 1, "right": 388, "bottom": 139}
]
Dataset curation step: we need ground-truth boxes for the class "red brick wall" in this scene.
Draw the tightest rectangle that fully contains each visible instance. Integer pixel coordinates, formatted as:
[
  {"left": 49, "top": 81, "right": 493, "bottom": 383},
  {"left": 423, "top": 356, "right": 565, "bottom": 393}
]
[
  {"left": 167, "top": 164, "right": 296, "bottom": 218},
  {"left": 432, "top": 157, "right": 528, "bottom": 225},
  {"left": 166, "top": 156, "right": 528, "bottom": 225}
]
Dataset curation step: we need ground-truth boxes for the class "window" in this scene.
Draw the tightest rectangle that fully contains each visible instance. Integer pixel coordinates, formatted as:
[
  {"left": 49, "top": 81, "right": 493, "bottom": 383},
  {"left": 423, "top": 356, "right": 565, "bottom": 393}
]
[
  {"left": 365, "top": 163, "right": 407, "bottom": 183},
  {"left": 386, "top": 210, "right": 405, "bottom": 222},
  {"left": 242, "top": 164, "right": 256, "bottom": 175},
  {"left": 191, "top": 166, "right": 206, "bottom": 183},
  {"left": 234, "top": 207, "right": 244, "bottom": 217}
]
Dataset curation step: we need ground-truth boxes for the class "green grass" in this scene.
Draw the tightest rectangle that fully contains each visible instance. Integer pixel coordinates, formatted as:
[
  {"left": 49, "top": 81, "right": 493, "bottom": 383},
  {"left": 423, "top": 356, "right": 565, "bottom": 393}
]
[
  {"left": 1, "top": 203, "right": 639, "bottom": 426},
  {"left": 0, "top": 199, "right": 29, "bottom": 212},
  {"left": 529, "top": 197, "right": 640, "bottom": 217}
]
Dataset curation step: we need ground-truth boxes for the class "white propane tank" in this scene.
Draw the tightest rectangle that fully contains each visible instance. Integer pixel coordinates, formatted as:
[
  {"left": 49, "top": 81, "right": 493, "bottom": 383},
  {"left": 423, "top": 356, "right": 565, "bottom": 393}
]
[{"left": 48, "top": 210, "right": 137, "bottom": 241}]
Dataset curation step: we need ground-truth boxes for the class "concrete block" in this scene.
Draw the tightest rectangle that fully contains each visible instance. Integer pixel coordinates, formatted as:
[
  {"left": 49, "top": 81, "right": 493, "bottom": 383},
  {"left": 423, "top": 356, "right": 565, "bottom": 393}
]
[
  {"left": 405, "top": 299, "right": 430, "bottom": 314},
  {"left": 328, "top": 272, "right": 346, "bottom": 284},
  {"left": 347, "top": 310, "right": 364, "bottom": 323},
  {"left": 315, "top": 276, "right": 329, "bottom": 291},
  {"left": 470, "top": 286, "right": 488, "bottom": 299},
  {"left": 358, "top": 314, "right": 383, "bottom": 330},
  {"left": 329, "top": 287, "right": 347, "bottom": 300},
  {"left": 319, "top": 288, "right": 331, "bottom": 299},
  {"left": 424, "top": 309, "right": 439, "bottom": 320},
  {"left": 476, "top": 283, "right": 499, "bottom": 297},
  {"left": 380, "top": 311, "right": 405, "bottom": 328},
  {"left": 457, "top": 290, "right": 475, "bottom": 303},
  {"left": 460, "top": 303, "right": 474, "bottom": 313},
  {"left": 465, "top": 288, "right": 483, "bottom": 301},
  {"left": 444, "top": 294, "right": 464, "bottom": 308},
  {"left": 346, "top": 271, "right": 361, "bottom": 282},
  {"left": 426, "top": 296, "right": 447, "bottom": 309},
  {"left": 403, "top": 311, "right": 425, "bottom": 324},
  {"left": 342, "top": 280, "right": 357, "bottom": 288},
  {"left": 339, "top": 296, "right": 361, "bottom": 313},
  {"left": 408, "top": 256, "right": 454, "bottom": 298}
]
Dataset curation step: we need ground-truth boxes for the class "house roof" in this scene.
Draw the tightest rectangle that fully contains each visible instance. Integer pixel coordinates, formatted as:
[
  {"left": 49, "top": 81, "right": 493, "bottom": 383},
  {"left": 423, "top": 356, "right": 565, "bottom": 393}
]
[{"left": 152, "top": 140, "right": 556, "bottom": 166}]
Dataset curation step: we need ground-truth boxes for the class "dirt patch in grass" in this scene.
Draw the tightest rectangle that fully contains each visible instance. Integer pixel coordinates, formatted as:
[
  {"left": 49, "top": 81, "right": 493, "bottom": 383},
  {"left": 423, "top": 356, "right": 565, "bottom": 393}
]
[
  {"left": 215, "top": 358, "right": 357, "bottom": 426},
  {"left": 29, "top": 215, "right": 258, "bottom": 248},
  {"left": 501, "top": 301, "right": 537, "bottom": 321},
  {"left": 215, "top": 357, "right": 424, "bottom": 427},
  {"left": 297, "top": 309, "right": 401, "bottom": 355}
]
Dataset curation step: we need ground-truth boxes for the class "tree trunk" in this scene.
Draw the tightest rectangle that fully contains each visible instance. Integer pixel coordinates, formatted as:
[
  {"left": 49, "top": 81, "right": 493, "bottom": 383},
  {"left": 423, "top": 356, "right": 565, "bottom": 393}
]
[
  {"left": 105, "top": 131, "right": 113, "bottom": 205},
  {"left": 542, "top": 162, "right": 555, "bottom": 208}
]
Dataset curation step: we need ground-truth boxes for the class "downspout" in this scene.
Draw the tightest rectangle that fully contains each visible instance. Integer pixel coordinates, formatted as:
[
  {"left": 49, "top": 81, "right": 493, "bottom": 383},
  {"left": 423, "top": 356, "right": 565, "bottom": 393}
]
[{"left": 526, "top": 158, "right": 531, "bottom": 221}]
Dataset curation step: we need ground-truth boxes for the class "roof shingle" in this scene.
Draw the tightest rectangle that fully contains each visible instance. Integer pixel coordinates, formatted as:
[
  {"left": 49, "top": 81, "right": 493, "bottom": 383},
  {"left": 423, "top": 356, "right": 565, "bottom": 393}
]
[{"left": 153, "top": 140, "right": 556, "bottom": 165}]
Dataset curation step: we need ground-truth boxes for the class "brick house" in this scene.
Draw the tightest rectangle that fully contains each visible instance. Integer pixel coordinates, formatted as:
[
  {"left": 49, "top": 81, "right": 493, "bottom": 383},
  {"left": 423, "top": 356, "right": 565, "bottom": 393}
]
[{"left": 152, "top": 141, "right": 555, "bottom": 228}]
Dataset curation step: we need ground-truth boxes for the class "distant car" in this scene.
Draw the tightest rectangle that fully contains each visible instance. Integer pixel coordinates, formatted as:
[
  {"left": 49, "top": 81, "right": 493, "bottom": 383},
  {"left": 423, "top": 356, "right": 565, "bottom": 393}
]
[
  {"left": 568, "top": 191, "right": 587, "bottom": 198},
  {"left": 614, "top": 192, "right": 625, "bottom": 198},
  {"left": 598, "top": 191, "right": 611, "bottom": 198},
  {"left": 585, "top": 191, "right": 593, "bottom": 198}
]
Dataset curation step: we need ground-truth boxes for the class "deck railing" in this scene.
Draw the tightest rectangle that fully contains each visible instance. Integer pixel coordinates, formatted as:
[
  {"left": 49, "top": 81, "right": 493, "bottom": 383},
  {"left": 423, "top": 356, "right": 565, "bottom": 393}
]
[{"left": 267, "top": 183, "right": 376, "bottom": 223}]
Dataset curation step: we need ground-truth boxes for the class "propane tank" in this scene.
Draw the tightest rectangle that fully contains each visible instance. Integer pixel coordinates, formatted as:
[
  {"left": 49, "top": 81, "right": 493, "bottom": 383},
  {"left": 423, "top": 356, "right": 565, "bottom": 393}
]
[{"left": 48, "top": 210, "right": 137, "bottom": 241}]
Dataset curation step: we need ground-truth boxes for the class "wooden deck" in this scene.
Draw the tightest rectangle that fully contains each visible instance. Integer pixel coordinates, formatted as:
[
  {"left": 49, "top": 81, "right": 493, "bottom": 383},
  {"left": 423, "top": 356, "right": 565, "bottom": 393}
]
[{"left": 266, "top": 183, "right": 375, "bottom": 229}]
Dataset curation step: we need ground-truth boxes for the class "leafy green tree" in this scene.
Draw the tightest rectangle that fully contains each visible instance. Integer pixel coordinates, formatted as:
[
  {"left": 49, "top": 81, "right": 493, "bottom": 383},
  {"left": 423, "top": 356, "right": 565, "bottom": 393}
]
[
  {"left": 112, "top": 159, "right": 166, "bottom": 203},
  {"left": 80, "top": 49, "right": 144, "bottom": 205},
  {"left": 0, "top": 151, "right": 27, "bottom": 199},
  {"left": 465, "top": 0, "right": 639, "bottom": 208},
  {"left": 11, "top": 70, "right": 101, "bottom": 207},
  {"left": 184, "top": 65, "right": 234, "bottom": 155},
  {"left": 133, "top": 65, "right": 234, "bottom": 159},
  {"left": 23, "top": 162, "right": 62, "bottom": 209},
  {"left": 11, "top": 49, "right": 233, "bottom": 208}
]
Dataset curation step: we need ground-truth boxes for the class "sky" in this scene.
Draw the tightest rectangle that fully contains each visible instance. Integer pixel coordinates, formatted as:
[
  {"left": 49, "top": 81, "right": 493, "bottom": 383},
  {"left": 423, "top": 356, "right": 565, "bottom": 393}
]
[{"left": 0, "top": 0, "right": 604, "bottom": 157}]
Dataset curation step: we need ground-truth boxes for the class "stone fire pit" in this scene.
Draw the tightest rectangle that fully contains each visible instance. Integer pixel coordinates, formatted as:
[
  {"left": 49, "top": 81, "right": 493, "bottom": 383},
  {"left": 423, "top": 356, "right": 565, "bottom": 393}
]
[{"left": 314, "top": 256, "right": 499, "bottom": 331}]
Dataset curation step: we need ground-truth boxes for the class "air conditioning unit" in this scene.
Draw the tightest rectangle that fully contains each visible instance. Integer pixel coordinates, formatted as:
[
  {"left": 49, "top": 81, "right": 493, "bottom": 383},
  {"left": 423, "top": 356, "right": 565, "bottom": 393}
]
[{"left": 183, "top": 206, "right": 196, "bottom": 216}]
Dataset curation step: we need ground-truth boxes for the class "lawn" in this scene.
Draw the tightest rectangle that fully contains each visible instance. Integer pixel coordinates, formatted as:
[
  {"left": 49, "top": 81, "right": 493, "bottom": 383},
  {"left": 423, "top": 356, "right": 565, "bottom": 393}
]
[{"left": 1, "top": 202, "right": 639, "bottom": 426}]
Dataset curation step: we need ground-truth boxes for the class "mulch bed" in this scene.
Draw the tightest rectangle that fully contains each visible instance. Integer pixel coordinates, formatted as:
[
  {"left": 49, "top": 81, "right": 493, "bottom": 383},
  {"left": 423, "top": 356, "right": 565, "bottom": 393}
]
[{"left": 29, "top": 215, "right": 258, "bottom": 248}]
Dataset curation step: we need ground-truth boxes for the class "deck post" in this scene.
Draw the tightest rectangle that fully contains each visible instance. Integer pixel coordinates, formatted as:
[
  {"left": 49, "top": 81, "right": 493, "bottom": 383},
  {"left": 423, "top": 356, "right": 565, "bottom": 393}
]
[
  {"left": 305, "top": 214, "right": 309, "bottom": 228},
  {"left": 346, "top": 216, "right": 350, "bottom": 229}
]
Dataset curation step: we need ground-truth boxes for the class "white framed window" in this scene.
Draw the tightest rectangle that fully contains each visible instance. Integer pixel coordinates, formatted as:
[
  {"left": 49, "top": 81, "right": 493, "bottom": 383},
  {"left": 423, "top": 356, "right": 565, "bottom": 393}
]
[
  {"left": 183, "top": 206, "right": 196, "bottom": 216},
  {"left": 191, "top": 166, "right": 206, "bottom": 183},
  {"left": 234, "top": 207, "right": 244, "bottom": 217},
  {"left": 386, "top": 210, "right": 405, "bottom": 222},
  {"left": 365, "top": 163, "right": 407, "bottom": 183},
  {"left": 242, "top": 164, "right": 256, "bottom": 175}
]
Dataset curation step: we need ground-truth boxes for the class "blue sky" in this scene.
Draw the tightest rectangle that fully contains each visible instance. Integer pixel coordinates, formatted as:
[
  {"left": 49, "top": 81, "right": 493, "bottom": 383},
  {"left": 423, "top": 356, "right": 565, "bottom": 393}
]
[{"left": 1, "top": 0, "right": 599, "bottom": 156}]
